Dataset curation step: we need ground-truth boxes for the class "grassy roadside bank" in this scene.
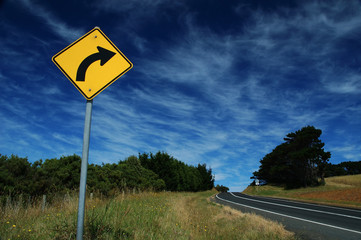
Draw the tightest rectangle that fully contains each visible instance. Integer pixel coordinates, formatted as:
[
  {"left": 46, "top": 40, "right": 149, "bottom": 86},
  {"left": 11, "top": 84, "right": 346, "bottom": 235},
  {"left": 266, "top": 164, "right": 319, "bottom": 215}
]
[
  {"left": 243, "top": 174, "right": 361, "bottom": 209},
  {"left": 1, "top": 190, "right": 295, "bottom": 239}
]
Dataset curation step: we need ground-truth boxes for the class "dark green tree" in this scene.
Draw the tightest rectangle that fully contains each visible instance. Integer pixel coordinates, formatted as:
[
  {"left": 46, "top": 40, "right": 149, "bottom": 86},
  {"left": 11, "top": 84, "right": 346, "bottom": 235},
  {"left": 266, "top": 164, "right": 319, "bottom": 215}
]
[
  {"left": 40, "top": 154, "right": 81, "bottom": 193},
  {"left": 254, "top": 126, "right": 331, "bottom": 188},
  {"left": 254, "top": 143, "right": 291, "bottom": 184},
  {"left": 339, "top": 161, "right": 361, "bottom": 175},
  {"left": 119, "top": 155, "right": 165, "bottom": 191},
  {"left": 0, "top": 154, "right": 35, "bottom": 196},
  {"left": 324, "top": 161, "right": 361, "bottom": 177},
  {"left": 197, "top": 163, "right": 215, "bottom": 191},
  {"left": 139, "top": 151, "right": 214, "bottom": 191}
]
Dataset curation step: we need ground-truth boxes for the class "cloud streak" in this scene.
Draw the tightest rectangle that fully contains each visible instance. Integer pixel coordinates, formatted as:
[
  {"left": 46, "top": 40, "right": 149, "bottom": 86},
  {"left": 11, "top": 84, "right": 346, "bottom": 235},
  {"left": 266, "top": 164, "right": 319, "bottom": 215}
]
[{"left": 16, "top": 0, "right": 85, "bottom": 42}]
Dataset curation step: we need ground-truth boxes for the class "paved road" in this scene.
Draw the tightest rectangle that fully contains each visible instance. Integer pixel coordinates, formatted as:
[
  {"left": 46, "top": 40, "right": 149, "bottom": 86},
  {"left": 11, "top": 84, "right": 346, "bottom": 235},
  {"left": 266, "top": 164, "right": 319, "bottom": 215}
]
[{"left": 214, "top": 192, "right": 361, "bottom": 240}]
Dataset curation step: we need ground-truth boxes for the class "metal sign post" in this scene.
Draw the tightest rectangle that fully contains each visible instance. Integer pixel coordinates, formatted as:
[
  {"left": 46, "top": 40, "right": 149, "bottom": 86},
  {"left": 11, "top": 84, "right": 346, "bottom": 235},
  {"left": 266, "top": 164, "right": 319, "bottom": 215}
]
[
  {"left": 52, "top": 27, "right": 133, "bottom": 240},
  {"left": 76, "top": 99, "right": 93, "bottom": 240}
]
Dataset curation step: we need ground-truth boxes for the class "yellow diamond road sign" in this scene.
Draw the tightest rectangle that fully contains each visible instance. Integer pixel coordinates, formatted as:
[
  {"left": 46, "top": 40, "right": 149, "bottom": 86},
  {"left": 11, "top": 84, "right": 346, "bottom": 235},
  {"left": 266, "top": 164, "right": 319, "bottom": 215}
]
[{"left": 52, "top": 27, "right": 133, "bottom": 100}]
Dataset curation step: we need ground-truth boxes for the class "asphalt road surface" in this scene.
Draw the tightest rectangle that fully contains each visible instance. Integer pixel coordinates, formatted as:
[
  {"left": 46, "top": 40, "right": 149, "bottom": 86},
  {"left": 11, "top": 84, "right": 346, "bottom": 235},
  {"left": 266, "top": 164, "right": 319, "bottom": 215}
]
[{"left": 214, "top": 192, "right": 361, "bottom": 240}]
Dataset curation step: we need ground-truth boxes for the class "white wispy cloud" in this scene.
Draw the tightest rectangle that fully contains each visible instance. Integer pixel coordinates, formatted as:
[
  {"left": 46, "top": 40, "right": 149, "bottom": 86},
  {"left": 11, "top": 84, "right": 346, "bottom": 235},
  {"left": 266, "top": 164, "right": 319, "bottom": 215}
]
[
  {"left": 322, "top": 71, "right": 361, "bottom": 94},
  {"left": 16, "top": 0, "right": 85, "bottom": 42},
  {"left": 330, "top": 144, "right": 361, "bottom": 161}
]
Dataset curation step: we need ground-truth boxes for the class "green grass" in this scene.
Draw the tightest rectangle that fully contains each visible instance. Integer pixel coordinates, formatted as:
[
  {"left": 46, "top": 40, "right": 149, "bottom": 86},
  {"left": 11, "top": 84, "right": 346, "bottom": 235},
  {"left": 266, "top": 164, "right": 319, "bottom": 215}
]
[
  {"left": 0, "top": 190, "right": 296, "bottom": 240},
  {"left": 243, "top": 174, "right": 361, "bottom": 209}
]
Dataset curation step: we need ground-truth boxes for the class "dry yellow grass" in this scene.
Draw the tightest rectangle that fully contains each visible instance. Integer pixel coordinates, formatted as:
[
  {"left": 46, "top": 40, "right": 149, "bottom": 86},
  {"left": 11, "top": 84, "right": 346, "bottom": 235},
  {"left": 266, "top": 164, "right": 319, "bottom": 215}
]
[
  {"left": 165, "top": 191, "right": 295, "bottom": 240},
  {"left": 295, "top": 189, "right": 361, "bottom": 203},
  {"left": 243, "top": 174, "right": 361, "bottom": 209},
  {"left": 213, "top": 206, "right": 293, "bottom": 240},
  {"left": 1, "top": 190, "right": 296, "bottom": 240},
  {"left": 294, "top": 175, "right": 361, "bottom": 206},
  {"left": 326, "top": 174, "right": 361, "bottom": 187}
]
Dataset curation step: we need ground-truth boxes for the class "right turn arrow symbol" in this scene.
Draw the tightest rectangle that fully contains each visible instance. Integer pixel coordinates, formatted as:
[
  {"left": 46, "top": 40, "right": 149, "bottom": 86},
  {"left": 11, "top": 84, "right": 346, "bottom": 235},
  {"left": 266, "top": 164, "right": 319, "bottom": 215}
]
[{"left": 76, "top": 46, "right": 116, "bottom": 82}]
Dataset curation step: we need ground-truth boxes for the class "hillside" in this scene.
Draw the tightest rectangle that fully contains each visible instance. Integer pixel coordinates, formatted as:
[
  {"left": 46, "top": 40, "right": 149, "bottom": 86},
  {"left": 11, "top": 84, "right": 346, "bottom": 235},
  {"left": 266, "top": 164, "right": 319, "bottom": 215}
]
[{"left": 243, "top": 174, "right": 361, "bottom": 209}]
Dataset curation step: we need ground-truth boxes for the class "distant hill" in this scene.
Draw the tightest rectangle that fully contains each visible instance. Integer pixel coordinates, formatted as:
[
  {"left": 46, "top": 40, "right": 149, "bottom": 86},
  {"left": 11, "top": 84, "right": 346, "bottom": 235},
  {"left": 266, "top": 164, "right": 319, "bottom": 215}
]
[{"left": 243, "top": 174, "right": 361, "bottom": 209}]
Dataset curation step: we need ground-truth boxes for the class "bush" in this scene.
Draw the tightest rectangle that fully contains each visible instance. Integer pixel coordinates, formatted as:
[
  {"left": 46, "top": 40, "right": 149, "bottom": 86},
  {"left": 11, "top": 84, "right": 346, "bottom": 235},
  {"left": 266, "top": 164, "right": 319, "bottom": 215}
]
[{"left": 215, "top": 184, "right": 229, "bottom": 192}]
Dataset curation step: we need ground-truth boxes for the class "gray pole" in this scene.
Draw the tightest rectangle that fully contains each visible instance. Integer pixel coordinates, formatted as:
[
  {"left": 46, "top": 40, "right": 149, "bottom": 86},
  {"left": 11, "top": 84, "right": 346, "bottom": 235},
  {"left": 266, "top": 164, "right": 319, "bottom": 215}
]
[{"left": 76, "top": 99, "right": 93, "bottom": 240}]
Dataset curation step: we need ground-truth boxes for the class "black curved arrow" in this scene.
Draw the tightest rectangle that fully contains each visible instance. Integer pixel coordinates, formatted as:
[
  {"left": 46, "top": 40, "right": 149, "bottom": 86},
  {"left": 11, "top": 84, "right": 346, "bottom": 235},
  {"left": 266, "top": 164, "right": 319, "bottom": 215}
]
[{"left": 76, "top": 46, "right": 116, "bottom": 82}]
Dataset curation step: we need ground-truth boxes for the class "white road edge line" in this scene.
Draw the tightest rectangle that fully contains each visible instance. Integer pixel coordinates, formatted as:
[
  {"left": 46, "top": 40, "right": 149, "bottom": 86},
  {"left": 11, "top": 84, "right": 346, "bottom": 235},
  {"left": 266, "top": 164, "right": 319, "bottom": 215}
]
[
  {"left": 230, "top": 192, "right": 361, "bottom": 220},
  {"left": 215, "top": 194, "right": 361, "bottom": 235}
]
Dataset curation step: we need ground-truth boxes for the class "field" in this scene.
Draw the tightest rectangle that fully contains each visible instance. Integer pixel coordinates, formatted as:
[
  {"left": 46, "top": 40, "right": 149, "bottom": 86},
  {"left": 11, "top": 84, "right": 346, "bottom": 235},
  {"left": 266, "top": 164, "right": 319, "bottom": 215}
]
[
  {"left": 243, "top": 174, "right": 361, "bottom": 209},
  {"left": 0, "top": 190, "right": 295, "bottom": 240}
]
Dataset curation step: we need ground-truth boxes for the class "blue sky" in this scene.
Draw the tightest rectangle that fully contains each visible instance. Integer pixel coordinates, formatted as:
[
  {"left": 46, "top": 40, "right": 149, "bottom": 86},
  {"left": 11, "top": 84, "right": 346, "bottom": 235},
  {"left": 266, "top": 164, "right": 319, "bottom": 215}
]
[{"left": 1, "top": 0, "right": 361, "bottom": 191}]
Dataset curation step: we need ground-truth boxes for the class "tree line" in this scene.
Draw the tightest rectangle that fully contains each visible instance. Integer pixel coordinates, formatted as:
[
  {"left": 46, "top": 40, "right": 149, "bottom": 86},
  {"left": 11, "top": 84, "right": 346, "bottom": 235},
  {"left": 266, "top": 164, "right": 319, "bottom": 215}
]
[
  {"left": 324, "top": 160, "right": 361, "bottom": 177},
  {"left": 139, "top": 152, "right": 214, "bottom": 192},
  {"left": 0, "top": 151, "right": 214, "bottom": 197},
  {"left": 253, "top": 126, "right": 331, "bottom": 188}
]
